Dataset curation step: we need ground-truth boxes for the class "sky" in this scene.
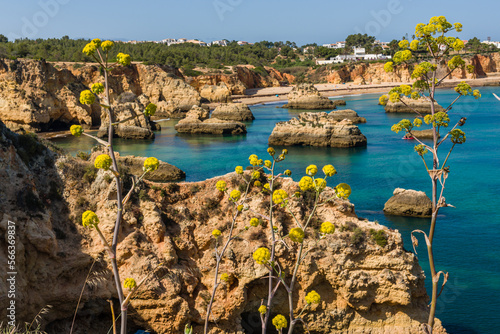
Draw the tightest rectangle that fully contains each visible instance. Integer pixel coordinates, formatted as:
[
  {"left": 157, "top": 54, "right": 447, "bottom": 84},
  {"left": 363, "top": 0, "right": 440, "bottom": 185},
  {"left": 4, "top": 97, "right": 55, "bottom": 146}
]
[{"left": 0, "top": 0, "right": 498, "bottom": 45}]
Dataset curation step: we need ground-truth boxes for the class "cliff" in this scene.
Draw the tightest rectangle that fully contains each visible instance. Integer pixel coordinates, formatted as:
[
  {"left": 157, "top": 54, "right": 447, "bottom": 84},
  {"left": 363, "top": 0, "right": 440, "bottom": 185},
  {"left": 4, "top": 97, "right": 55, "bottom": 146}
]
[
  {"left": 0, "top": 121, "right": 447, "bottom": 334},
  {"left": 269, "top": 112, "right": 367, "bottom": 147}
]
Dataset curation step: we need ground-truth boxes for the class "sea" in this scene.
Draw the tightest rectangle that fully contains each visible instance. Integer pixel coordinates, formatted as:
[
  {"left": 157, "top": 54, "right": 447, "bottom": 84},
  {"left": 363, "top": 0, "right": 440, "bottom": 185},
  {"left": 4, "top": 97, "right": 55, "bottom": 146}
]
[{"left": 51, "top": 87, "right": 500, "bottom": 334}]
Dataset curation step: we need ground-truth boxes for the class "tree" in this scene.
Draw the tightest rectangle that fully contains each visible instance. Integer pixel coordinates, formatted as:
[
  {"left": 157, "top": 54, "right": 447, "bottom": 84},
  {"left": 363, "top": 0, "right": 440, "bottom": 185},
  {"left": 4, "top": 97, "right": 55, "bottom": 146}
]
[
  {"left": 380, "top": 16, "right": 480, "bottom": 333},
  {"left": 0, "top": 34, "right": 8, "bottom": 43},
  {"left": 345, "top": 33, "right": 376, "bottom": 50}
]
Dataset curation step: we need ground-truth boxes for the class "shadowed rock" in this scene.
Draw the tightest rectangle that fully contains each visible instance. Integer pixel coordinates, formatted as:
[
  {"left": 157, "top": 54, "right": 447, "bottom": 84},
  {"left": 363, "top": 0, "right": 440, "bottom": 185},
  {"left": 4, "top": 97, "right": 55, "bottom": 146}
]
[{"left": 384, "top": 188, "right": 432, "bottom": 217}]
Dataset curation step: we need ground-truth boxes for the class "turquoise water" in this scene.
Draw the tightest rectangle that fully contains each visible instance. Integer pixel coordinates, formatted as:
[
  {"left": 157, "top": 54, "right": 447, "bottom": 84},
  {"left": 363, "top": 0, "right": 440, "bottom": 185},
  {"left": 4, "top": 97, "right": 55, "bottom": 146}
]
[{"left": 52, "top": 88, "right": 500, "bottom": 333}]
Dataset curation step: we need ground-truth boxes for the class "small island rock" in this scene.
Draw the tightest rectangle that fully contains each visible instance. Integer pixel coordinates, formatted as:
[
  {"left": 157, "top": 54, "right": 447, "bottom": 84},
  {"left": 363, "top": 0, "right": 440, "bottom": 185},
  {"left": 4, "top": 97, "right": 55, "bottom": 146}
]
[
  {"left": 282, "top": 83, "right": 335, "bottom": 110},
  {"left": 383, "top": 188, "right": 432, "bottom": 217},
  {"left": 211, "top": 103, "right": 255, "bottom": 121}
]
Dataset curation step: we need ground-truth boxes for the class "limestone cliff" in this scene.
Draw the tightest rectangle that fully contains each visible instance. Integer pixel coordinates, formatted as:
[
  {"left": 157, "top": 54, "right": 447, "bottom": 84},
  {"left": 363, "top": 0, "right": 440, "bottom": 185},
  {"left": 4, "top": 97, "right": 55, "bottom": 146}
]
[
  {"left": 269, "top": 112, "right": 367, "bottom": 147},
  {"left": 0, "top": 121, "right": 446, "bottom": 333}
]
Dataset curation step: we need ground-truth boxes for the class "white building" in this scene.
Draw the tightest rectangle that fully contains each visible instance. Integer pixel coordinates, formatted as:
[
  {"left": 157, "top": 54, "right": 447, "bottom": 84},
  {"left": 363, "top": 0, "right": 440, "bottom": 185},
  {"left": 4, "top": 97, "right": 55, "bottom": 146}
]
[
  {"left": 322, "top": 41, "right": 346, "bottom": 49},
  {"left": 209, "top": 40, "right": 228, "bottom": 47},
  {"left": 482, "top": 40, "right": 500, "bottom": 48},
  {"left": 316, "top": 47, "right": 391, "bottom": 65}
]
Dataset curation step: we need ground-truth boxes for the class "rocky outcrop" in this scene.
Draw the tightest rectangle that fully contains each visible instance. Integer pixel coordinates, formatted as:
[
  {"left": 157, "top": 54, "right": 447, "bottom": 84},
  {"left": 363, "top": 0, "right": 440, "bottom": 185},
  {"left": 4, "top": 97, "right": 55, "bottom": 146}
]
[
  {"left": 97, "top": 92, "right": 155, "bottom": 139},
  {"left": 0, "top": 120, "right": 446, "bottom": 333},
  {"left": 327, "top": 109, "right": 366, "bottom": 123},
  {"left": 385, "top": 97, "right": 445, "bottom": 114},
  {"left": 404, "top": 129, "right": 438, "bottom": 139},
  {"left": 283, "top": 83, "right": 336, "bottom": 109},
  {"left": 199, "top": 82, "right": 232, "bottom": 103},
  {"left": 384, "top": 188, "right": 432, "bottom": 217},
  {"left": 269, "top": 112, "right": 367, "bottom": 147},
  {"left": 175, "top": 105, "right": 246, "bottom": 135},
  {"left": 211, "top": 103, "right": 254, "bottom": 121}
]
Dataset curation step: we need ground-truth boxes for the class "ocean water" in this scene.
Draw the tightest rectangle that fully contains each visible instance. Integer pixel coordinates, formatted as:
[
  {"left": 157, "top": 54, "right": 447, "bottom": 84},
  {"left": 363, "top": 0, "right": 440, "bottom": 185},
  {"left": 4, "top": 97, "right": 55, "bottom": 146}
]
[{"left": 51, "top": 87, "right": 500, "bottom": 333}]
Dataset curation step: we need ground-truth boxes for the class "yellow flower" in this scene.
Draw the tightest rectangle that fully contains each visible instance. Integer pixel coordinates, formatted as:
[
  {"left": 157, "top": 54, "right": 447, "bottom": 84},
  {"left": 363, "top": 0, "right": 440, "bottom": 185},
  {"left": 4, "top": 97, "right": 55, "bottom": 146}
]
[
  {"left": 389, "top": 92, "right": 400, "bottom": 103},
  {"left": 254, "top": 180, "right": 262, "bottom": 187},
  {"left": 123, "top": 278, "right": 137, "bottom": 290},
  {"left": 322, "top": 164, "right": 336, "bottom": 177},
  {"left": 237, "top": 204, "right": 244, "bottom": 211},
  {"left": 289, "top": 227, "right": 304, "bottom": 243},
  {"left": 410, "top": 40, "right": 419, "bottom": 51},
  {"left": 220, "top": 273, "right": 230, "bottom": 282},
  {"left": 272, "top": 314, "right": 287, "bottom": 330},
  {"left": 398, "top": 40, "right": 409, "bottom": 49},
  {"left": 451, "top": 38, "right": 464, "bottom": 51},
  {"left": 450, "top": 129, "right": 466, "bottom": 144},
  {"left": 94, "top": 154, "right": 113, "bottom": 170},
  {"left": 335, "top": 183, "right": 351, "bottom": 199},
  {"left": 263, "top": 183, "right": 270, "bottom": 191},
  {"left": 230, "top": 189, "right": 241, "bottom": 201},
  {"left": 252, "top": 171, "right": 260, "bottom": 179},
  {"left": 91, "top": 38, "right": 101, "bottom": 48},
  {"left": 314, "top": 178, "right": 326, "bottom": 191},
  {"left": 384, "top": 61, "right": 394, "bottom": 73},
  {"left": 82, "top": 210, "right": 99, "bottom": 228},
  {"left": 264, "top": 160, "right": 272, "bottom": 168},
  {"left": 235, "top": 166, "right": 244, "bottom": 174},
  {"left": 272, "top": 189, "right": 288, "bottom": 204},
  {"left": 393, "top": 50, "right": 412, "bottom": 63},
  {"left": 82, "top": 42, "right": 97, "bottom": 56},
  {"left": 70, "top": 124, "right": 83, "bottom": 137},
  {"left": 79, "top": 90, "right": 95, "bottom": 105},
  {"left": 249, "top": 156, "right": 259, "bottom": 166},
  {"left": 91, "top": 82, "right": 105, "bottom": 94},
  {"left": 305, "top": 290, "right": 321, "bottom": 304},
  {"left": 101, "top": 40, "right": 114, "bottom": 51},
  {"left": 212, "top": 229, "right": 222, "bottom": 238},
  {"left": 320, "top": 221, "right": 335, "bottom": 234},
  {"left": 258, "top": 305, "right": 267, "bottom": 315},
  {"left": 143, "top": 157, "right": 160, "bottom": 172},
  {"left": 306, "top": 164, "right": 318, "bottom": 176},
  {"left": 284, "top": 169, "right": 292, "bottom": 176},
  {"left": 116, "top": 52, "right": 131, "bottom": 66},
  {"left": 414, "top": 144, "right": 428, "bottom": 156},
  {"left": 216, "top": 180, "right": 227, "bottom": 192},
  {"left": 253, "top": 247, "right": 271, "bottom": 264},
  {"left": 454, "top": 22, "right": 463, "bottom": 32},
  {"left": 473, "top": 89, "right": 481, "bottom": 99},
  {"left": 411, "top": 92, "right": 420, "bottom": 100},
  {"left": 144, "top": 103, "right": 157, "bottom": 117},
  {"left": 379, "top": 95, "right": 388, "bottom": 106},
  {"left": 267, "top": 147, "right": 275, "bottom": 156},
  {"left": 299, "top": 176, "right": 314, "bottom": 191},
  {"left": 250, "top": 218, "right": 260, "bottom": 227},
  {"left": 413, "top": 118, "right": 422, "bottom": 127},
  {"left": 400, "top": 85, "right": 412, "bottom": 96},
  {"left": 257, "top": 159, "right": 263, "bottom": 165},
  {"left": 281, "top": 149, "right": 288, "bottom": 155}
]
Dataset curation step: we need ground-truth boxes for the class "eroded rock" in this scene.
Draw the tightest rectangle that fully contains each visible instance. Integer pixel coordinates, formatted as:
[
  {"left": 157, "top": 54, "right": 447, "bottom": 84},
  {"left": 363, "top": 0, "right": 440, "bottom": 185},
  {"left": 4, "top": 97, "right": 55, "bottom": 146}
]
[
  {"left": 384, "top": 188, "right": 432, "bottom": 217},
  {"left": 283, "top": 83, "right": 335, "bottom": 110}
]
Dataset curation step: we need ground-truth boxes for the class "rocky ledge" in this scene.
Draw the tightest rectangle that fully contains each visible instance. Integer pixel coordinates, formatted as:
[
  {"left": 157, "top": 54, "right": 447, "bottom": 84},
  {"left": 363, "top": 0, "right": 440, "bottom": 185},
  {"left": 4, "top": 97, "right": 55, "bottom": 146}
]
[
  {"left": 328, "top": 109, "right": 366, "bottom": 124},
  {"left": 269, "top": 111, "right": 367, "bottom": 147},
  {"left": 404, "top": 129, "right": 439, "bottom": 139},
  {"left": 384, "top": 97, "right": 445, "bottom": 114},
  {"left": 175, "top": 105, "right": 246, "bottom": 135},
  {"left": 384, "top": 188, "right": 432, "bottom": 217},
  {"left": 282, "top": 83, "right": 336, "bottom": 110},
  {"left": 211, "top": 103, "right": 254, "bottom": 121}
]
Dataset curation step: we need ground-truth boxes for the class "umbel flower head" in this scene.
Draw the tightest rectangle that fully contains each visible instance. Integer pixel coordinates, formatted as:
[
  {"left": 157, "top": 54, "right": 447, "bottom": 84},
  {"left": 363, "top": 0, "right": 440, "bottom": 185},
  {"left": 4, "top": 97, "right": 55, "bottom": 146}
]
[
  {"left": 314, "top": 178, "right": 326, "bottom": 191},
  {"left": 229, "top": 189, "right": 241, "bottom": 201},
  {"left": 70, "top": 124, "right": 83, "bottom": 137},
  {"left": 299, "top": 176, "right": 314, "bottom": 191},
  {"left": 250, "top": 217, "right": 260, "bottom": 227},
  {"left": 336, "top": 183, "right": 351, "bottom": 199},
  {"left": 249, "top": 154, "right": 259, "bottom": 166},
  {"left": 253, "top": 247, "right": 271, "bottom": 264},
  {"left": 123, "top": 278, "right": 137, "bottom": 290},
  {"left": 144, "top": 103, "right": 157, "bottom": 117},
  {"left": 305, "top": 290, "right": 321, "bottom": 304},
  {"left": 143, "top": 157, "right": 160, "bottom": 172},
  {"left": 91, "top": 82, "right": 105, "bottom": 95},
  {"left": 94, "top": 154, "right": 113, "bottom": 170},
  {"left": 212, "top": 229, "right": 222, "bottom": 238},
  {"left": 79, "top": 90, "right": 95, "bottom": 105},
  {"left": 289, "top": 227, "right": 305, "bottom": 243},
  {"left": 272, "top": 314, "right": 287, "bottom": 330},
  {"left": 116, "top": 52, "right": 131, "bottom": 66},
  {"left": 258, "top": 305, "right": 267, "bottom": 315},
  {"left": 306, "top": 164, "right": 318, "bottom": 176},
  {"left": 82, "top": 42, "right": 98, "bottom": 56},
  {"left": 101, "top": 40, "right": 114, "bottom": 52},
  {"left": 320, "top": 221, "right": 335, "bottom": 234},
  {"left": 216, "top": 180, "right": 227, "bottom": 192},
  {"left": 82, "top": 210, "right": 99, "bottom": 228},
  {"left": 220, "top": 273, "right": 230, "bottom": 282},
  {"left": 322, "top": 164, "right": 336, "bottom": 177},
  {"left": 272, "top": 189, "right": 288, "bottom": 205},
  {"left": 235, "top": 166, "right": 244, "bottom": 174}
]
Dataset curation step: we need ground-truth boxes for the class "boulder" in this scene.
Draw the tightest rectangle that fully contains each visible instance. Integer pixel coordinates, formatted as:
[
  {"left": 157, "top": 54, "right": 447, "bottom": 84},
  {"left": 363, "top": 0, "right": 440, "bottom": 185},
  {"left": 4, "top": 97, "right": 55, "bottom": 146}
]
[
  {"left": 175, "top": 105, "right": 246, "bottom": 135},
  {"left": 327, "top": 109, "right": 366, "bottom": 124},
  {"left": 332, "top": 99, "right": 347, "bottom": 106},
  {"left": 385, "top": 97, "right": 445, "bottom": 114},
  {"left": 384, "top": 188, "right": 432, "bottom": 217},
  {"left": 211, "top": 103, "right": 254, "bottom": 121},
  {"left": 404, "top": 129, "right": 439, "bottom": 139},
  {"left": 199, "top": 82, "right": 232, "bottom": 103},
  {"left": 269, "top": 112, "right": 367, "bottom": 147},
  {"left": 97, "top": 93, "right": 155, "bottom": 139},
  {"left": 282, "top": 83, "right": 335, "bottom": 110}
]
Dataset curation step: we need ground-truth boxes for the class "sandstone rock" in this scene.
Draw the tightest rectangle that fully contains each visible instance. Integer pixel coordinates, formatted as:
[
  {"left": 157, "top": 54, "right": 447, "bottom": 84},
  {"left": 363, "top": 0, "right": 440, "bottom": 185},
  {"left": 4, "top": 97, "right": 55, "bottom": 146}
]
[
  {"left": 269, "top": 112, "right": 367, "bottom": 147},
  {"left": 211, "top": 103, "right": 254, "bottom": 121},
  {"left": 199, "top": 82, "right": 232, "bottom": 103},
  {"left": 404, "top": 129, "right": 439, "bottom": 139},
  {"left": 327, "top": 108, "right": 366, "bottom": 123},
  {"left": 0, "top": 121, "right": 445, "bottom": 334},
  {"left": 384, "top": 188, "right": 432, "bottom": 217},
  {"left": 175, "top": 105, "right": 246, "bottom": 135},
  {"left": 333, "top": 99, "right": 347, "bottom": 106},
  {"left": 384, "top": 97, "right": 445, "bottom": 114},
  {"left": 283, "top": 83, "right": 335, "bottom": 109},
  {"left": 97, "top": 93, "right": 155, "bottom": 139}
]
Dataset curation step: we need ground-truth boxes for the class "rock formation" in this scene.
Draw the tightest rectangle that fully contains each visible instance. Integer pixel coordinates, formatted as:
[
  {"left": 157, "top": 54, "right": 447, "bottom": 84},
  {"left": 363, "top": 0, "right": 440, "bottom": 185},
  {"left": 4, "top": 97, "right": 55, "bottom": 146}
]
[
  {"left": 384, "top": 188, "right": 433, "bottom": 217},
  {"left": 0, "top": 120, "right": 446, "bottom": 333},
  {"left": 384, "top": 97, "right": 445, "bottom": 114},
  {"left": 404, "top": 129, "right": 438, "bottom": 139},
  {"left": 269, "top": 112, "right": 367, "bottom": 147},
  {"left": 327, "top": 109, "right": 366, "bottom": 123},
  {"left": 282, "top": 83, "right": 336, "bottom": 110},
  {"left": 199, "top": 82, "right": 232, "bottom": 103},
  {"left": 97, "top": 92, "right": 156, "bottom": 139},
  {"left": 175, "top": 105, "right": 246, "bottom": 135},
  {"left": 211, "top": 103, "right": 255, "bottom": 121}
]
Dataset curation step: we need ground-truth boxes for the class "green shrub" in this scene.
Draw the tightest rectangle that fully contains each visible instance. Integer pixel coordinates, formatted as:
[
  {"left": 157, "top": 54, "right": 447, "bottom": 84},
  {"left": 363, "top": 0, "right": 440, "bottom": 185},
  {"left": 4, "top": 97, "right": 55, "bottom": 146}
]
[
  {"left": 82, "top": 165, "right": 97, "bottom": 184},
  {"left": 76, "top": 150, "right": 90, "bottom": 161},
  {"left": 370, "top": 229, "right": 388, "bottom": 247},
  {"left": 350, "top": 227, "right": 364, "bottom": 245}
]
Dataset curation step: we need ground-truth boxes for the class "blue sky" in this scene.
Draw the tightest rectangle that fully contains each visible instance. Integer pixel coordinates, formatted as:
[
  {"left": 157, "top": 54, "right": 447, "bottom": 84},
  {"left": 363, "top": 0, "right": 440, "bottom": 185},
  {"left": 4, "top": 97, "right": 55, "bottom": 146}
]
[{"left": 1, "top": 0, "right": 498, "bottom": 45}]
